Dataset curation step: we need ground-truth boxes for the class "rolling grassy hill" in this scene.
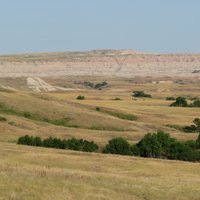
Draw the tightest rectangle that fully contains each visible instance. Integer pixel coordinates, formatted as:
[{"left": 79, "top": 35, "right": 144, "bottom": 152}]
[{"left": 0, "top": 76, "right": 200, "bottom": 199}]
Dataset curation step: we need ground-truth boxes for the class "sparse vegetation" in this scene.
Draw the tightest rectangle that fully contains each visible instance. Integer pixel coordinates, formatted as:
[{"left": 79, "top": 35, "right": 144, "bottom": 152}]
[
  {"left": 166, "top": 118, "right": 200, "bottom": 133},
  {"left": 166, "top": 97, "right": 175, "bottom": 100},
  {"left": 170, "top": 97, "right": 200, "bottom": 107},
  {"left": 132, "top": 91, "right": 152, "bottom": 98}
]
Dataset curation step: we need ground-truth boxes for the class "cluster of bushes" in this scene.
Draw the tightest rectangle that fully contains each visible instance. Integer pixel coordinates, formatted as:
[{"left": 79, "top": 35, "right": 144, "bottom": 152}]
[
  {"left": 83, "top": 81, "right": 108, "bottom": 90},
  {"left": 17, "top": 135, "right": 99, "bottom": 152},
  {"left": 103, "top": 131, "right": 200, "bottom": 162},
  {"left": 17, "top": 131, "right": 200, "bottom": 162},
  {"left": 132, "top": 91, "right": 152, "bottom": 98},
  {"left": 170, "top": 97, "right": 200, "bottom": 107}
]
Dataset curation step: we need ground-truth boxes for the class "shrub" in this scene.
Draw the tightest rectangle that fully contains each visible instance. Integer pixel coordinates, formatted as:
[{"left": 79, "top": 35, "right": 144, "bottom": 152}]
[
  {"left": 191, "top": 99, "right": 200, "bottom": 107},
  {"left": 103, "top": 137, "right": 132, "bottom": 155},
  {"left": 0, "top": 116, "right": 7, "bottom": 122},
  {"left": 182, "top": 118, "right": 200, "bottom": 133},
  {"left": 132, "top": 91, "right": 152, "bottom": 98},
  {"left": 170, "top": 97, "right": 188, "bottom": 107},
  {"left": 112, "top": 97, "right": 121, "bottom": 101},
  {"left": 83, "top": 81, "right": 108, "bottom": 90},
  {"left": 167, "top": 118, "right": 200, "bottom": 134},
  {"left": 182, "top": 125, "right": 197, "bottom": 133},
  {"left": 23, "top": 112, "right": 32, "bottom": 118},
  {"left": 96, "top": 107, "right": 100, "bottom": 111},
  {"left": 166, "top": 97, "right": 175, "bottom": 100},
  {"left": 76, "top": 95, "right": 86, "bottom": 100}
]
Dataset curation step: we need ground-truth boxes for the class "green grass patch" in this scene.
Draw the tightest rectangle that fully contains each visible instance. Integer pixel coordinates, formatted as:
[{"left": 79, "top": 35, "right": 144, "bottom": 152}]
[{"left": 96, "top": 107, "right": 137, "bottom": 121}]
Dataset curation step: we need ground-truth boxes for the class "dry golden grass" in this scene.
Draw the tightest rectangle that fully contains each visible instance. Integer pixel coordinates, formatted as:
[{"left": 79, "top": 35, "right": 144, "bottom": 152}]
[
  {"left": 1, "top": 77, "right": 200, "bottom": 199},
  {"left": 0, "top": 142, "right": 200, "bottom": 200}
]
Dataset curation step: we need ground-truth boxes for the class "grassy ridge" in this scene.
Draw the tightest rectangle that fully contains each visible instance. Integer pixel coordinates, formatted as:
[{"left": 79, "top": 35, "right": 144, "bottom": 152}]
[{"left": 0, "top": 102, "right": 129, "bottom": 131}]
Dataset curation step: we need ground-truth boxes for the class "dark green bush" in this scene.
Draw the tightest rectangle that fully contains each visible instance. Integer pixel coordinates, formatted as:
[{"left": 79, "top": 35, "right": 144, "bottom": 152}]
[
  {"left": 76, "top": 95, "right": 86, "bottom": 100},
  {"left": 132, "top": 91, "right": 152, "bottom": 98},
  {"left": 170, "top": 97, "right": 188, "bottom": 107},
  {"left": 0, "top": 116, "right": 7, "bottom": 122},
  {"left": 96, "top": 107, "right": 100, "bottom": 111},
  {"left": 103, "top": 137, "right": 132, "bottom": 155}
]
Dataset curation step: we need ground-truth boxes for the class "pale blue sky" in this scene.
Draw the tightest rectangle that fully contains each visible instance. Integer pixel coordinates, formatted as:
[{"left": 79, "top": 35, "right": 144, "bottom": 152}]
[{"left": 0, "top": 0, "right": 200, "bottom": 54}]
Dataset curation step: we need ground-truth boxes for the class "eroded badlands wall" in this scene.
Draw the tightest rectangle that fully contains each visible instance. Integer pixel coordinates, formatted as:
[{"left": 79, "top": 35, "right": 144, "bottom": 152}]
[{"left": 0, "top": 51, "right": 200, "bottom": 77}]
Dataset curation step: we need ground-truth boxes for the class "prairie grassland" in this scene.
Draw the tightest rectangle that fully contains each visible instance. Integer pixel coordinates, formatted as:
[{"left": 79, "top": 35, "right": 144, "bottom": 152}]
[
  {"left": 0, "top": 142, "right": 200, "bottom": 200},
  {"left": 0, "top": 77, "right": 200, "bottom": 199}
]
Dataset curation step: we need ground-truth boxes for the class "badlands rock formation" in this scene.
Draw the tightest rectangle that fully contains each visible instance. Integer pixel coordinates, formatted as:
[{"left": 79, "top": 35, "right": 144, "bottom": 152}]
[{"left": 0, "top": 50, "right": 200, "bottom": 77}]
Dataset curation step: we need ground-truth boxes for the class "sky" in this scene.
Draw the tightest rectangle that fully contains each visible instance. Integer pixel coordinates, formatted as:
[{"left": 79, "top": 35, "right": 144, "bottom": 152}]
[{"left": 0, "top": 0, "right": 200, "bottom": 54}]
